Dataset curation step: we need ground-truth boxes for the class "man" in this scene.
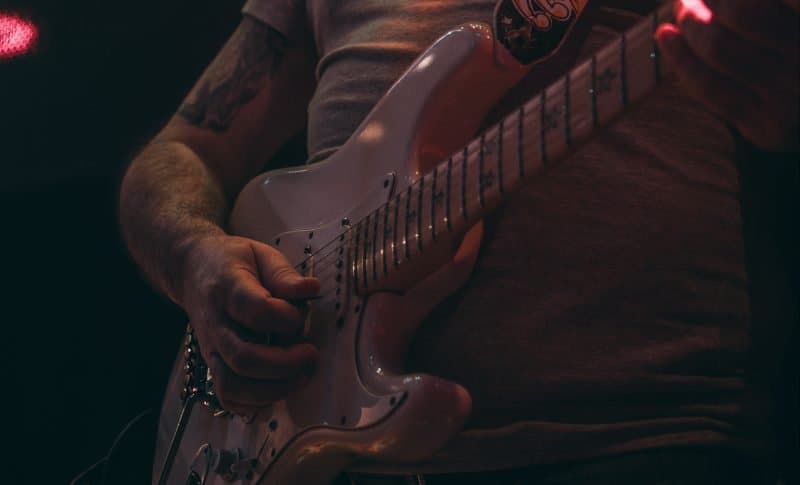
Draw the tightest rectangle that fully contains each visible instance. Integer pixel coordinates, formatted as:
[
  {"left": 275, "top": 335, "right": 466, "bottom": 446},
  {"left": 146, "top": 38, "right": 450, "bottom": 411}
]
[{"left": 119, "top": 0, "right": 798, "bottom": 483}]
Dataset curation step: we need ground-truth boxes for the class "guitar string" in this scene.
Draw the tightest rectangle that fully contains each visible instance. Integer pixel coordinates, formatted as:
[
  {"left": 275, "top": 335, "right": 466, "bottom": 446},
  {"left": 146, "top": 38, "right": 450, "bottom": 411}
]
[
  {"left": 293, "top": 75, "right": 603, "bottom": 289},
  {"left": 300, "top": 23, "right": 667, "bottom": 310},
  {"left": 232, "top": 8, "right": 672, "bottom": 345},
  {"left": 292, "top": 95, "right": 567, "bottom": 285},
  {"left": 300, "top": 94, "right": 575, "bottom": 301},
  {"left": 299, "top": 20, "right": 670, "bottom": 319},
  {"left": 152, "top": 6, "right": 672, "bottom": 469},
  {"left": 298, "top": 95, "right": 586, "bottom": 293},
  {"left": 284, "top": 12, "right": 661, "bottom": 294},
  {"left": 297, "top": 95, "right": 594, "bottom": 294}
]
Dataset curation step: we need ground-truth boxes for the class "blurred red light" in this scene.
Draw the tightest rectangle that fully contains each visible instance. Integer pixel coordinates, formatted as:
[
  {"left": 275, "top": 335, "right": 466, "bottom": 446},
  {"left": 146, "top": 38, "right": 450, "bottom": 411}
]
[
  {"left": 678, "top": 0, "right": 713, "bottom": 24},
  {"left": 0, "top": 12, "right": 38, "bottom": 60}
]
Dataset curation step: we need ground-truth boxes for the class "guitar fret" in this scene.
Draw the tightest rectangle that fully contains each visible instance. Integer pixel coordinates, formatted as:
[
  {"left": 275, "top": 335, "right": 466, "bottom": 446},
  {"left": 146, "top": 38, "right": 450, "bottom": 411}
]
[
  {"left": 542, "top": 80, "right": 568, "bottom": 163},
  {"left": 371, "top": 205, "right": 380, "bottom": 282},
  {"left": 352, "top": 221, "right": 360, "bottom": 289},
  {"left": 540, "top": 90, "right": 547, "bottom": 164},
  {"left": 422, "top": 171, "right": 437, "bottom": 250},
  {"left": 404, "top": 186, "right": 412, "bottom": 260},
  {"left": 652, "top": 11, "right": 661, "bottom": 82},
  {"left": 626, "top": 16, "right": 659, "bottom": 104},
  {"left": 445, "top": 156, "right": 453, "bottom": 231},
  {"left": 361, "top": 213, "right": 369, "bottom": 287},
  {"left": 620, "top": 32, "right": 629, "bottom": 107},
  {"left": 364, "top": 212, "right": 373, "bottom": 285},
  {"left": 569, "top": 59, "right": 593, "bottom": 142},
  {"left": 461, "top": 147, "right": 468, "bottom": 221},
  {"left": 382, "top": 198, "right": 390, "bottom": 275},
  {"left": 517, "top": 105, "right": 524, "bottom": 178},
  {"left": 320, "top": 5, "right": 676, "bottom": 292},
  {"left": 431, "top": 165, "right": 438, "bottom": 241},
  {"left": 478, "top": 133, "right": 486, "bottom": 208},
  {"left": 590, "top": 55, "right": 598, "bottom": 127},
  {"left": 361, "top": 216, "right": 369, "bottom": 290},
  {"left": 564, "top": 74, "right": 572, "bottom": 146},
  {"left": 417, "top": 176, "right": 424, "bottom": 252},
  {"left": 501, "top": 113, "right": 519, "bottom": 191},
  {"left": 497, "top": 119, "right": 505, "bottom": 193},
  {"left": 521, "top": 95, "right": 543, "bottom": 174},
  {"left": 594, "top": 37, "right": 624, "bottom": 124},
  {"left": 393, "top": 192, "right": 400, "bottom": 268}
]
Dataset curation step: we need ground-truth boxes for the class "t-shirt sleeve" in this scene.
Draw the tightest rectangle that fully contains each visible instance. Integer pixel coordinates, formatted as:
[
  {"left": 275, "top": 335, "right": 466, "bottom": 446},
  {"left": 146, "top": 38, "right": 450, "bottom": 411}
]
[{"left": 241, "top": 0, "right": 306, "bottom": 40}]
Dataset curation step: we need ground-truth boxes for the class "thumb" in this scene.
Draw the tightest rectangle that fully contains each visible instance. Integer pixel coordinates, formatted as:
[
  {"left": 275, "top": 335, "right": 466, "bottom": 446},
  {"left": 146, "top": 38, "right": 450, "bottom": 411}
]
[{"left": 250, "top": 241, "right": 320, "bottom": 300}]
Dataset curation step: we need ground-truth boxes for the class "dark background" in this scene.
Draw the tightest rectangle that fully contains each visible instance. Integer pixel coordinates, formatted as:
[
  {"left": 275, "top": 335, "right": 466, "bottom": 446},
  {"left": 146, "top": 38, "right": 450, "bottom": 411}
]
[{"left": 2, "top": 1, "right": 241, "bottom": 482}]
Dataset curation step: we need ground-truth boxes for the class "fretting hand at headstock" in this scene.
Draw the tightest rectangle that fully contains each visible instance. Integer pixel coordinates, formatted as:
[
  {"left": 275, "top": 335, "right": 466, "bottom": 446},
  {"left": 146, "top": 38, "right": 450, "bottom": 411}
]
[{"left": 656, "top": 0, "right": 799, "bottom": 152}]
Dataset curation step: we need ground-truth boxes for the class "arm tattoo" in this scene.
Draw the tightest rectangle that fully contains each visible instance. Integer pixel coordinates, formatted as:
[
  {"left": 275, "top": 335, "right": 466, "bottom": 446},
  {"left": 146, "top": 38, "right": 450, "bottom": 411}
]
[{"left": 179, "top": 18, "right": 288, "bottom": 131}]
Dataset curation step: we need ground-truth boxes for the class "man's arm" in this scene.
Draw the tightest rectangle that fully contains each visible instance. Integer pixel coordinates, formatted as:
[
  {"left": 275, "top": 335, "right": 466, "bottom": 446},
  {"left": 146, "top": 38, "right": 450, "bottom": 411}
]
[
  {"left": 119, "top": 16, "right": 319, "bottom": 415},
  {"left": 121, "top": 15, "right": 314, "bottom": 302},
  {"left": 177, "top": 17, "right": 288, "bottom": 133}
]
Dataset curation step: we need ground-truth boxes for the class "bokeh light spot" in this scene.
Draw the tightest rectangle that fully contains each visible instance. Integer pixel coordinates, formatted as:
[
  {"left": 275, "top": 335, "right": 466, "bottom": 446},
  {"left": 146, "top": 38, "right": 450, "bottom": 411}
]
[
  {"left": 678, "top": 0, "right": 713, "bottom": 24},
  {"left": 0, "top": 12, "right": 38, "bottom": 60}
]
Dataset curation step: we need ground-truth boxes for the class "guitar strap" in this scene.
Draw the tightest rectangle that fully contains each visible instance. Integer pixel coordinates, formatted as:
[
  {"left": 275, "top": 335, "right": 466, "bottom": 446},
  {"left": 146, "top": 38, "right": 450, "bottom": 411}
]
[{"left": 493, "top": 0, "right": 591, "bottom": 64}]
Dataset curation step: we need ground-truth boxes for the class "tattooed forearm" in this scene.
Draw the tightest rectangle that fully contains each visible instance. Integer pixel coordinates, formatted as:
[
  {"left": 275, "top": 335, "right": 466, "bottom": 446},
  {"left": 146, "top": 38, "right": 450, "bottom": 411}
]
[{"left": 179, "top": 18, "right": 288, "bottom": 131}]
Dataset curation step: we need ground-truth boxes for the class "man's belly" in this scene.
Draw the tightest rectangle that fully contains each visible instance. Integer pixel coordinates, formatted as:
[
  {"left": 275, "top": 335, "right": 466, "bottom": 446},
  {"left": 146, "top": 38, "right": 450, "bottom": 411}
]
[{"left": 405, "top": 82, "right": 750, "bottom": 432}]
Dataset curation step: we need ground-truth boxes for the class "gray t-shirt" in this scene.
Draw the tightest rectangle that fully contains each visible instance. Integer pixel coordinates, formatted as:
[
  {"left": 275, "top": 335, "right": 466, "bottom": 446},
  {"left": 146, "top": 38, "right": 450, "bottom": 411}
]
[{"left": 241, "top": 0, "right": 760, "bottom": 472}]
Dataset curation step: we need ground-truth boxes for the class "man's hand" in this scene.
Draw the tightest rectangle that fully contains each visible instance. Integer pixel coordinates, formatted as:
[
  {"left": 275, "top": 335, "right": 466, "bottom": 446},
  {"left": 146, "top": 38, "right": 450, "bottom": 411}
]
[
  {"left": 118, "top": 14, "right": 320, "bottom": 417},
  {"left": 655, "top": 0, "right": 799, "bottom": 152},
  {"left": 179, "top": 235, "right": 320, "bottom": 416}
]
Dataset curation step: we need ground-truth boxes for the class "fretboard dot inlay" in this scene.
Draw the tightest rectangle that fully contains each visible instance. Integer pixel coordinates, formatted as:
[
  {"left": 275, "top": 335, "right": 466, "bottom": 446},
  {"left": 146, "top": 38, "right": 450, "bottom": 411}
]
[
  {"left": 543, "top": 109, "right": 561, "bottom": 131},
  {"left": 597, "top": 68, "right": 617, "bottom": 94},
  {"left": 320, "top": 4, "right": 672, "bottom": 294},
  {"left": 479, "top": 171, "right": 495, "bottom": 189}
]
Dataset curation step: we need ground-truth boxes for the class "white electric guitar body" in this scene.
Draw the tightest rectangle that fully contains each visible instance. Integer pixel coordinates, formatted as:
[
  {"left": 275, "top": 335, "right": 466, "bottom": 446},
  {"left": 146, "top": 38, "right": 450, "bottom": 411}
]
[{"left": 154, "top": 3, "right": 673, "bottom": 483}]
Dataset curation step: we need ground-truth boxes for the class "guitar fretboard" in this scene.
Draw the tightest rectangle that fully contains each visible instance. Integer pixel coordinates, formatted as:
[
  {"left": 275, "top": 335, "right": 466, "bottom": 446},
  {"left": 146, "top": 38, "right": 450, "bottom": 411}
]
[{"left": 313, "top": 3, "right": 674, "bottom": 292}]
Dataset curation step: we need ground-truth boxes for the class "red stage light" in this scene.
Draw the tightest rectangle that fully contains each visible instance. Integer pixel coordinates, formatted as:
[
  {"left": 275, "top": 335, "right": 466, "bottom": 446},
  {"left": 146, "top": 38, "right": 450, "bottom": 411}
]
[
  {"left": 678, "top": 0, "right": 713, "bottom": 24},
  {"left": 0, "top": 12, "right": 38, "bottom": 60}
]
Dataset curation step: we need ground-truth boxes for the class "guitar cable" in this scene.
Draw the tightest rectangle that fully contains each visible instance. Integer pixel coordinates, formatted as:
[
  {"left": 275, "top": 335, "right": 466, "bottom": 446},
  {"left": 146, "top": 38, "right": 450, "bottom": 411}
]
[{"left": 68, "top": 408, "right": 154, "bottom": 485}]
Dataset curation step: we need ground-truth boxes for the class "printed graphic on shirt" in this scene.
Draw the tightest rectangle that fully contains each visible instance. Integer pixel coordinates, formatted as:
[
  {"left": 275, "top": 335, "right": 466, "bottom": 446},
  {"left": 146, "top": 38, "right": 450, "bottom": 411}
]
[{"left": 494, "top": 0, "right": 589, "bottom": 64}]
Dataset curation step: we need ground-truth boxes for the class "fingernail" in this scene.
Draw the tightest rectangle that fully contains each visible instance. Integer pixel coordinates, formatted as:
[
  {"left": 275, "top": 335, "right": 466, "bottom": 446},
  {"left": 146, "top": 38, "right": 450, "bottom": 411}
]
[
  {"left": 655, "top": 23, "right": 679, "bottom": 38},
  {"left": 284, "top": 273, "right": 305, "bottom": 286},
  {"left": 655, "top": 23, "right": 680, "bottom": 48}
]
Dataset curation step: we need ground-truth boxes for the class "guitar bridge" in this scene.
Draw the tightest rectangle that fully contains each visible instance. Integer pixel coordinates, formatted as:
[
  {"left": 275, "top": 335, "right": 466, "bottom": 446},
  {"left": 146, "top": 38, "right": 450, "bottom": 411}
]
[{"left": 181, "top": 325, "right": 226, "bottom": 416}]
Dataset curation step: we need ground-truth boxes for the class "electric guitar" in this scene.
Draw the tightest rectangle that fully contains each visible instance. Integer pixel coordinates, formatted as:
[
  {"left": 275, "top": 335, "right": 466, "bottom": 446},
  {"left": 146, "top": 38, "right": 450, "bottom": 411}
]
[{"left": 154, "top": 2, "right": 675, "bottom": 483}]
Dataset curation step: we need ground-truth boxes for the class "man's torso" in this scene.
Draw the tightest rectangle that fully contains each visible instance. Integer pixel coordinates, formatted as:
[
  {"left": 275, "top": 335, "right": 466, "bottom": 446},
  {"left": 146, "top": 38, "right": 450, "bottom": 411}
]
[{"left": 243, "top": 0, "right": 759, "bottom": 470}]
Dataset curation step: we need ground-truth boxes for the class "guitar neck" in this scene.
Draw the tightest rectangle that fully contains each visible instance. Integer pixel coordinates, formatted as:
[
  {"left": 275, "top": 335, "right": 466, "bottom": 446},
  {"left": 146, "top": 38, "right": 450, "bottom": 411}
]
[{"left": 343, "top": 2, "right": 674, "bottom": 292}]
